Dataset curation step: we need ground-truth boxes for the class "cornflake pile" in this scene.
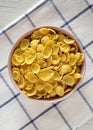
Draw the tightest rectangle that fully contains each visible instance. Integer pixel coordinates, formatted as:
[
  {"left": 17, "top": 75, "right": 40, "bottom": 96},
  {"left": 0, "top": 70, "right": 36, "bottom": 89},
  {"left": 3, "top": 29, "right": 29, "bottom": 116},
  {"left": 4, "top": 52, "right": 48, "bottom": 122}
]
[{"left": 11, "top": 27, "right": 84, "bottom": 99}]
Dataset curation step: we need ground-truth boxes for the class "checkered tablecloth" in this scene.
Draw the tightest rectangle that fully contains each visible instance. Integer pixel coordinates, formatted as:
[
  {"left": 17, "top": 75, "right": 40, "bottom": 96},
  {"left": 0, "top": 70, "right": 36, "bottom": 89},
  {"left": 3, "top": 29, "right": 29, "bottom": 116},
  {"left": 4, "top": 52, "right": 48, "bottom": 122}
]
[{"left": 0, "top": 0, "right": 93, "bottom": 130}]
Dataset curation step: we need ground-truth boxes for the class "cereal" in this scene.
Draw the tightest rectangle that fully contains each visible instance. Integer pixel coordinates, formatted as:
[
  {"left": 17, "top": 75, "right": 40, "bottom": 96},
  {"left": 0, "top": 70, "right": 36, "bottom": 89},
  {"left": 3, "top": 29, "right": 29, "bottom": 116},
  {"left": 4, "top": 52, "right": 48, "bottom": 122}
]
[
  {"left": 18, "top": 75, "right": 25, "bottom": 89},
  {"left": 47, "top": 56, "right": 52, "bottom": 66},
  {"left": 72, "top": 73, "right": 81, "bottom": 79},
  {"left": 43, "top": 40, "right": 54, "bottom": 58},
  {"left": 35, "top": 81, "right": 44, "bottom": 91},
  {"left": 12, "top": 56, "right": 20, "bottom": 66},
  {"left": 69, "top": 53, "right": 77, "bottom": 66},
  {"left": 53, "top": 71, "right": 61, "bottom": 81},
  {"left": 31, "top": 30, "right": 41, "bottom": 39},
  {"left": 58, "top": 33, "right": 66, "bottom": 41},
  {"left": 48, "top": 28, "right": 56, "bottom": 34},
  {"left": 49, "top": 90, "right": 56, "bottom": 98},
  {"left": 44, "top": 82, "right": 53, "bottom": 93},
  {"left": 11, "top": 27, "right": 84, "bottom": 100},
  {"left": 64, "top": 52, "right": 69, "bottom": 63},
  {"left": 60, "top": 44, "right": 70, "bottom": 52},
  {"left": 25, "top": 81, "right": 33, "bottom": 90},
  {"left": 60, "top": 64, "right": 72, "bottom": 75},
  {"left": 52, "top": 44, "right": 59, "bottom": 54},
  {"left": 37, "top": 67, "right": 54, "bottom": 81},
  {"left": 25, "top": 48, "right": 36, "bottom": 64},
  {"left": 37, "top": 60, "right": 47, "bottom": 68},
  {"left": 20, "top": 39, "right": 29, "bottom": 50},
  {"left": 41, "top": 35, "right": 50, "bottom": 44},
  {"left": 25, "top": 72, "right": 38, "bottom": 83},
  {"left": 61, "top": 53, "right": 66, "bottom": 62},
  {"left": 63, "top": 38, "right": 75, "bottom": 44},
  {"left": 14, "top": 48, "right": 24, "bottom": 56},
  {"left": 37, "top": 44, "right": 44, "bottom": 53},
  {"left": 37, "top": 89, "right": 47, "bottom": 99},
  {"left": 31, "top": 63, "right": 40, "bottom": 74},
  {"left": 52, "top": 54, "right": 60, "bottom": 65},
  {"left": 26, "top": 87, "right": 37, "bottom": 97},
  {"left": 15, "top": 55, "right": 24, "bottom": 63},
  {"left": 30, "top": 39, "right": 39, "bottom": 49},
  {"left": 65, "top": 88, "right": 72, "bottom": 94},
  {"left": 77, "top": 53, "right": 84, "bottom": 63},
  {"left": 36, "top": 53, "right": 43, "bottom": 60},
  {"left": 55, "top": 86, "right": 64, "bottom": 96},
  {"left": 12, "top": 68, "right": 20, "bottom": 81},
  {"left": 51, "top": 33, "right": 58, "bottom": 40},
  {"left": 43, "top": 45, "right": 52, "bottom": 58},
  {"left": 63, "top": 75, "right": 75, "bottom": 86},
  {"left": 39, "top": 27, "right": 49, "bottom": 35}
]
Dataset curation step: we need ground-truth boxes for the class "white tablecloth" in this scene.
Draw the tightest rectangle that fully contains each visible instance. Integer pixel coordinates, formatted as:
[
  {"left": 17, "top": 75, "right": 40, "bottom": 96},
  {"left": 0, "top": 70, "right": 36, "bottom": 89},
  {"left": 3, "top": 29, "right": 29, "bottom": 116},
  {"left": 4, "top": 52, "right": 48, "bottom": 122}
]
[{"left": 0, "top": 0, "right": 93, "bottom": 130}]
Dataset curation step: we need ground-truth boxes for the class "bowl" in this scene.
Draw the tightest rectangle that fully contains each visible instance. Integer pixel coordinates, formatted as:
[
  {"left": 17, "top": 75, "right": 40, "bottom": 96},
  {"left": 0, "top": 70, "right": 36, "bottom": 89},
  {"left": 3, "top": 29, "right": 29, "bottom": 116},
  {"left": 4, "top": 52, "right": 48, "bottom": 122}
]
[{"left": 8, "top": 26, "right": 86, "bottom": 103}]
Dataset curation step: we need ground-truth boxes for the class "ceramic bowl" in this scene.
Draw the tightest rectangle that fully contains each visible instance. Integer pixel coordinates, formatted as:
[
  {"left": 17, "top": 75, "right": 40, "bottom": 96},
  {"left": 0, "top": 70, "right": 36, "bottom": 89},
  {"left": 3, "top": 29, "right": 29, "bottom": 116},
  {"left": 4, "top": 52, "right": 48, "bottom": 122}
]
[{"left": 8, "top": 26, "right": 86, "bottom": 103}]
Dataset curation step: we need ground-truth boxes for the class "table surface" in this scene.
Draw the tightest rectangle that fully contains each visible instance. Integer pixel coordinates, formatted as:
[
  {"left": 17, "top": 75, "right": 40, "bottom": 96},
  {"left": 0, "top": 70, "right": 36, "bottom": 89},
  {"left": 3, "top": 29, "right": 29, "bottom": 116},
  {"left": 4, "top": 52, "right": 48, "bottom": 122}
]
[{"left": 0, "top": 0, "right": 93, "bottom": 129}]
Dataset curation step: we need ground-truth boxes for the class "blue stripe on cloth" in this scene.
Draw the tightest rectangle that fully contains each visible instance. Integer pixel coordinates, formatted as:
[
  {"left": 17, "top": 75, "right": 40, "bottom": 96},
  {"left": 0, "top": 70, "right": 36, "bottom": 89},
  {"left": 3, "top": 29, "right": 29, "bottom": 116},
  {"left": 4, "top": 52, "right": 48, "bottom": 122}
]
[
  {"left": 18, "top": 121, "right": 33, "bottom": 130},
  {"left": 19, "top": 105, "right": 55, "bottom": 130},
  {"left": 0, "top": 0, "right": 48, "bottom": 36},
  {"left": 0, "top": 65, "right": 7, "bottom": 72},
  {"left": 83, "top": 41, "right": 93, "bottom": 61},
  {"left": 0, "top": 74, "right": 16, "bottom": 95},
  {"left": 54, "top": 104, "right": 73, "bottom": 130},
  {"left": 77, "top": 77, "right": 93, "bottom": 113},
  {"left": 19, "top": 102, "right": 72, "bottom": 130},
  {"left": 61, "top": 3, "right": 93, "bottom": 28},
  {"left": 0, "top": 93, "right": 20, "bottom": 108},
  {"left": 50, "top": 0, "right": 93, "bottom": 114},
  {"left": 84, "top": 50, "right": 93, "bottom": 62},
  {"left": 0, "top": 15, "right": 26, "bottom": 36},
  {"left": 3, "top": 14, "right": 34, "bottom": 45},
  {"left": 77, "top": 77, "right": 93, "bottom": 90},
  {"left": 3, "top": 31, "right": 13, "bottom": 45},
  {"left": 0, "top": 0, "right": 93, "bottom": 37},
  {"left": 83, "top": 40, "right": 93, "bottom": 49},
  {"left": 27, "top": 0, "right": 48, "bottom": 15},
  {"left": 16, "top": 98, "right": 39, "bottom": 130},
  {"left": 0, "top": 74, "right": 38, "bottom": 130},
  {"left": 84, "top": 0, "right": 93, "bottom": 12},
  {"left": 25, "top": 14, "right": 36, "bottom": 27},
  {"left": 20, "top": 100, "right": 73, "bottom": 130},
  {"left": 78, "top": 90, "right": 93, "bottom": 112}
]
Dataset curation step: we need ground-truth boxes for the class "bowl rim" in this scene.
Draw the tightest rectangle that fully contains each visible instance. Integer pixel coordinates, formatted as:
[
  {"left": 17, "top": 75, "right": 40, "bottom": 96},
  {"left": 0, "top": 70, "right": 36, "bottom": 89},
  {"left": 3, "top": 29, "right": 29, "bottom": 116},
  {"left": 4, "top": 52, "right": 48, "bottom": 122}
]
[{"left": 8, "top": 26, "right": 86, "bottom": 103}]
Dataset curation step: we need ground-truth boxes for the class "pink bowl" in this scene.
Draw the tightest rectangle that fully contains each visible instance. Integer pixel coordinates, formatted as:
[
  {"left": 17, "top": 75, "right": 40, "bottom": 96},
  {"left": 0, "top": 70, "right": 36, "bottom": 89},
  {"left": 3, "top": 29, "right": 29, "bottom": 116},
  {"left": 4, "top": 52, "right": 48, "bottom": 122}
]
[{"left": 8, "top": 26, "right": 86, "bottom": 103}]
